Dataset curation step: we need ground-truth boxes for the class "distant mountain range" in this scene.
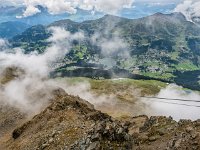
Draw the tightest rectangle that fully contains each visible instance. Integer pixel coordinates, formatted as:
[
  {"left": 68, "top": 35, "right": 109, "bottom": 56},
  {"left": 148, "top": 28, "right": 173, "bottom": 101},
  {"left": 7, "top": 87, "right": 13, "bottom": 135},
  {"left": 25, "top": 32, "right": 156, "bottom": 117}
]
[
  {"left": 0, "top": 5, "right": 103, "bottom": 38},
  {"left": 0, "top": 21, "right": 30, "bottom": 38},
  {"left": 8, "top": 13, "right": 200, "bottom": 90},
  {"left": 0, "top": 6, "right": 103, "bottom": 25}
]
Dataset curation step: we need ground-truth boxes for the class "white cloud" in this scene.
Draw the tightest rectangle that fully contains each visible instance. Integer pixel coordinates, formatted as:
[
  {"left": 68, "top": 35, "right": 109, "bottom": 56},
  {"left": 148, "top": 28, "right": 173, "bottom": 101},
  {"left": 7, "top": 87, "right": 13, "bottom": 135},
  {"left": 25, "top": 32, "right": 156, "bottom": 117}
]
[
  {"left": 0, "top": 39, "right": 9, "bottom": 49},
  {"left": 145, "top": 84, "right": 200, "bottom": 121},
  {"left": 174, "top": 0, "right": 200, "bottom": 22},
  {"left": 92, "top": 33, "right": 129, "bottom": 57},
  {"left": 135, "top": 0, "right": 182, "bottom": 4},
  {"left": 77, "top": 0, "right": 134, "bottom": 14},
  {"left": 47, "top": 27, "right": 84, "bottom": 42},
  {"left": 40, "top": 0, "right": 77, "bottom": 15},
  {"left": 17, "top": 5, "right": 41, "bottom": 18},
  {"left": 0, "top": 0, "right": 135, "bottom": 17},
  {"left": 0, "top": 27, "right": 84, "bottom": 114},
  {"left": 0, "top": 39, "right": 11, "bottom": 52}
]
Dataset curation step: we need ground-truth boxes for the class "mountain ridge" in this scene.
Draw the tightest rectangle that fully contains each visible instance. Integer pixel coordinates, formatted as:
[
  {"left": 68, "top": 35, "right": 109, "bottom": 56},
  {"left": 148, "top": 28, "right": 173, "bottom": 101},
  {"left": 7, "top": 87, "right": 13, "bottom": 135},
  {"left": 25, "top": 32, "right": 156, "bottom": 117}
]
[
  {"left": 0, "top": 21, "right": 30, "bottom": 38},
  {"left": 10, "top": 12, "right": 200, "bottom": 90},
  {"left": 1, "top": 87, "right": 200, "bottom": 149}
]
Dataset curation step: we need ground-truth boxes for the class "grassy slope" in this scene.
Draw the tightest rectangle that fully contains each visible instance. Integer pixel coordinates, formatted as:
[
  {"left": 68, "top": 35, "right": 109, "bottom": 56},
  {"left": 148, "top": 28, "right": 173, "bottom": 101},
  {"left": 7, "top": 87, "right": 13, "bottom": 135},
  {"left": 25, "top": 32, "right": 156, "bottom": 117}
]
[
  {"left": 55, "top": 77, "right": 167, "bottom": 118},
  {"left": 57, "top": 77, "right": 167, "bottom": 99}
]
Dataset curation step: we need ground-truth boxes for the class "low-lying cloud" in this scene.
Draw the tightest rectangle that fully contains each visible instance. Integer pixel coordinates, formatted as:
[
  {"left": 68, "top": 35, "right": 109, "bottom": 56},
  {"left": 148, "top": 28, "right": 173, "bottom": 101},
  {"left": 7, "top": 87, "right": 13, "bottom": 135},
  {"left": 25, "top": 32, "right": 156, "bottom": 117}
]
[
  {"left": 91, "top": 33, "right": 129, "bottom": 58},
  {"left": 174, "top": 0, "right": 200, "bottom": 23},
  {"left": 0, "top": 39, "right": 9, "bottom": 51},
  {"left": 90, "top": 17, "right": 130, "bottom": 60},
  {"left": 0, "top": 23, "right": 199, "bottom": 121},
  {"left": 0, "top": 27, "right": 84, "bottom": 115},
  {"left": 56, "top": 79, "right": 148, "bottom": 118},
  {"left": 144, "top": 84, "right": 200, "bottom": 121},
  {"left": 0, "top": 22, "right": 131, "bottom": 117}
]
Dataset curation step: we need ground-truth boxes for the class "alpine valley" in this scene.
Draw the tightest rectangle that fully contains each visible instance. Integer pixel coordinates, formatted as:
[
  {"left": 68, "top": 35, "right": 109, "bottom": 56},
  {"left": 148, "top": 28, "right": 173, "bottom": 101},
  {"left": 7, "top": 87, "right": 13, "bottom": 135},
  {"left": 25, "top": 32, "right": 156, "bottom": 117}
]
[{"left": 9, "top": 12, "right": 200, "bottom": 90}]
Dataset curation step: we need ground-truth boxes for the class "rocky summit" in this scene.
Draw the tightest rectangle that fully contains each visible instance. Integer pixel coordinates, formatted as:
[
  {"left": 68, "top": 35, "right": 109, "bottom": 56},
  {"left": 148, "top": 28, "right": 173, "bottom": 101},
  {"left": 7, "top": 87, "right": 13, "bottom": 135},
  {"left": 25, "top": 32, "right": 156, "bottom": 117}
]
[
  {"left": 1, "top": 1, "right": 200, "bottom": 150},
  {"left": 0, "top": 88, "right": 199, "bottom": 150}
]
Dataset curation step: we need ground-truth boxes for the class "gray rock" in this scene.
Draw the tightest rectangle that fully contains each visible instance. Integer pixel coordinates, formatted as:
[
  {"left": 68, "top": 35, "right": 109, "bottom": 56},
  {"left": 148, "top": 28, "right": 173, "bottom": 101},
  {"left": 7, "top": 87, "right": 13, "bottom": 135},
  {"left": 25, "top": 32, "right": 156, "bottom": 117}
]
[
  {"left": 49, "top": 138, "right": 54, "bottom": 143},
  {"left": 91, "top": 133, "right": 100, "bottom": 141},
  {"left": 174, "top": 139, "right": 182, "bottom": 148},
  {"left": 87, "top": 141, "right": 100, "bottom": 150},
  {"left": 148, "top": 135, "right": 159, "bottom": 142},
  {"left": 186, "top": 126, "right": 193, "bottom": 133},
  {"left": 117, "top": 127, "right": 124, "bottom": 134}
]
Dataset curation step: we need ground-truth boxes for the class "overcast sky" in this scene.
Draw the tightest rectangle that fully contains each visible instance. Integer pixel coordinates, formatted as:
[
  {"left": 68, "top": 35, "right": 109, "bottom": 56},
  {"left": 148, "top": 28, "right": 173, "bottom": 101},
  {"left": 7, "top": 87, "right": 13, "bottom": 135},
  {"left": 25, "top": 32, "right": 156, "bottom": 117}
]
[
  {"left": 135, "top": 0, "right": 182, "bottom": 4},
  {"left": 0, "top": 0, "right": 183, "bottom": 7}
]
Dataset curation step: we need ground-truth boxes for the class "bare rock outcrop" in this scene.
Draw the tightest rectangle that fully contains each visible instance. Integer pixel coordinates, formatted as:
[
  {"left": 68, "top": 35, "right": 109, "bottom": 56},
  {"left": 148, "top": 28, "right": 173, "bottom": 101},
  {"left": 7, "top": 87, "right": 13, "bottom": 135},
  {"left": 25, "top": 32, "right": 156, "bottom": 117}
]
[{"left": 0, "top": 89, "right": 200, "bottom": 150}]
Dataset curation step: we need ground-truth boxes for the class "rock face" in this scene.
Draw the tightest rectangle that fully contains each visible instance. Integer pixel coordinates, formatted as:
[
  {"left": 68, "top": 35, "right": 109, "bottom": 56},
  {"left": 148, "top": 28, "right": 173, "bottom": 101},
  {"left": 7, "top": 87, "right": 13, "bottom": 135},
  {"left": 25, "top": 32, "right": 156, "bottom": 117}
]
[
  {"left": 130, "top": 116, "right": 200, "bottom": 150},
  {"left": 0, "top": 89, "right": 200, "bottom": 149}
]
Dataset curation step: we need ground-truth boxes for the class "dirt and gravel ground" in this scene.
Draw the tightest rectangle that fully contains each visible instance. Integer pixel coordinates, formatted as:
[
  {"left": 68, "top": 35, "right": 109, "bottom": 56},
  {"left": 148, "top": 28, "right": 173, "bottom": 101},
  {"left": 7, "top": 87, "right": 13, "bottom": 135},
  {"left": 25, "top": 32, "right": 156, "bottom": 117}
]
[{"left": 0, "top": 88, "right": 200, "bottom": 150}]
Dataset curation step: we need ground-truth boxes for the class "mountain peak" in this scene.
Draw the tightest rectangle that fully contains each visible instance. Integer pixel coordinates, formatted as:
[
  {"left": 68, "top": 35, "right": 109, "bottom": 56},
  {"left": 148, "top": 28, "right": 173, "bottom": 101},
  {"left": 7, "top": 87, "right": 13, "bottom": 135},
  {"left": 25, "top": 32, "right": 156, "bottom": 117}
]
[
  {"left": 151, "top": 12, "right": 185, "bottom": 19},
  {"left": 49, "top": 19, "right": 78, "bottom": 27},
  {"left": 98, "top": 14, "right": 130, "bottom": 23},
  {"left": 153, "top": 12, "right": 165, "bottom": 16},
  {"left": 145, "top": 12, "right": 187, "bottom": 22},
  {"left": 102, "top": 14, "right": 122, "bottom": 19}
]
